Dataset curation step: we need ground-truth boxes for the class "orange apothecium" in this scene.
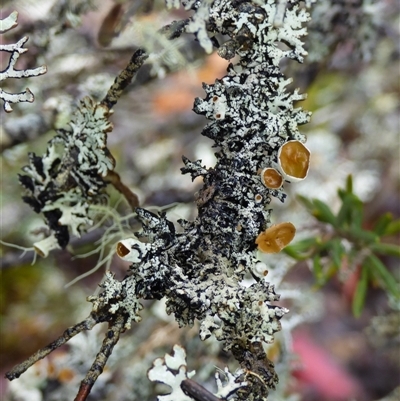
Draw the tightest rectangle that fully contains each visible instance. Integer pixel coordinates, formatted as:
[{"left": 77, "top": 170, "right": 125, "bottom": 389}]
[
  {"left": 278, "top": 140, "right": 310, "bottom": 181},
  {"left": 261, "top": 167, "right": 283, "bottom": 189},
  {"left": 256, "top": 222, "right": 296, "bottom": 253}
]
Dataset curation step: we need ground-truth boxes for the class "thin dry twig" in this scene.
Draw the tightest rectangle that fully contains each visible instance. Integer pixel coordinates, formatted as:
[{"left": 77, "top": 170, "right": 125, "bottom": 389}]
[
  {"left": 74, "top": 384, "right": 91, "bottom": 401},
  {"left": 5, "top": 312, "right": 106, "bottom": 380},
  {"left": 181, "top": 379, "right": 223, "bottom": 401},
  {"left": 74, "top": 314, "right": 127, "bottom": 401},
  {"left": 104, "top": 170, "right": 140, "bottom": 211}
]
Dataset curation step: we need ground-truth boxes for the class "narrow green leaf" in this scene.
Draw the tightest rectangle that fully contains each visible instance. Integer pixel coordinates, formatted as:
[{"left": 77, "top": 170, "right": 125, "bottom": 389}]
[
  {"left": 312, "top": 199, "right": 337, "bottom": 226},
  {"left": 346, "top": 175, "right": 353, "bottom": 193},
  {"left": 312, "top": 254, "right": 324, "bottom": 282},
  {"left": 385, "top": 219, "right": 400, "bottom": 236},
  {"left": 370, "top": 242, "right": 400, "bottom": 258},
  {"left": 297, "top": 195, "right": 315, "bottom": 211},
  {"left": 348, "top": 226, "right": 378, "bottom": 244},
  {"left": 326, "top": 262, "right": 339, "bottom": 279},
  {"left": 352, "top": 266, "right": 368, "bottom": 317},
  {"left": 330, "top": 238, "right": 344, "bottom": 269},
  {"left": 283, "top": 237, "right": 319, "bottom": 260},
  {"left": 373, "top": 213, "right": 393, "bottom": 236},
  {"left": 337, "top": 176, "right": 364, "bottom": 228},
  {"left": 338, "top": 188, "right": 346, "bottom": 202},
  {"left": 367, "top": 254, "right": 400, "bottom": 298},
  {"left": 349, "top": 194, "right": 364, "bottom": 229},
  {"left": 337, "top": 194, "right": 353, "bottom": 227}
]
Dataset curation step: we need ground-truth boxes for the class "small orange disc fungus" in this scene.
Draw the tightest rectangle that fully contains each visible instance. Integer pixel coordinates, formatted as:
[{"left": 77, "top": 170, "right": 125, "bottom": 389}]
[
  {"left": 278, "top": 140, "right": 310, "bottom": 181},
  {"left": 261, "top": 167, "right": 283, "bottom": 189},
  {"left": 256, "top": 222, "right": 296, "bottom": 253}
]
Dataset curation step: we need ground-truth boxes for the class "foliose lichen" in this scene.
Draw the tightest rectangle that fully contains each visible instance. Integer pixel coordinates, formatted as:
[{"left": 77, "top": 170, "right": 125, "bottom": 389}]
[
  {"left": 19, "top": 97, "right": 115, "bottom": 256},
  {"left": 89, "top": 1, "right": 311, "bottom": 398},
  {"left": 9, "top": 1, "right": 312, "bottom": 399}
]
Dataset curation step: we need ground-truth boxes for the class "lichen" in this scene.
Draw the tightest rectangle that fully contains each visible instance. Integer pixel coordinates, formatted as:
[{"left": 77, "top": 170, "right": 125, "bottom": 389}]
[
  {"left": 148, "top": 345, "right": 247, "bottom": 401},
  {"left": 19, "top": 97, "right": 115, "bottom": 255},
  {"left": 0, "top": 11, "right": 47, "bottom": 112},
  {"left": 148, "top": 345, "right": 196, "bottom": 401},
  {"left": 92, "top": 1, "right": 311, "bottom": 398},
  {"left": 8, "top": 1, "right": 313, "bottom": 399}
]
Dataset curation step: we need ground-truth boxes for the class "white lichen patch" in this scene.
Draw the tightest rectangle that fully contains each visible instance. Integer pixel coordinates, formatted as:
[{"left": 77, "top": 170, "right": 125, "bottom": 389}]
[
  {"left": 88, "top": 272, "right": 143, "bottom": 330},
  {"left": 148, "top": 345, "right": 195, "bottom": 401},
  {"left": 116, "top": 237, "right": 151, "bottom": 263},
  {"left": 184, "top": 0, "right": 214, "bottom": 54},
  {"left": 0, "top": 11, "right": 47, "bottom": 112},
  {"left": 215, "top": 367, "right": 247, "bottom": 398},
  {"left": 69, "top": 98, "right": 115, "bottom": 177}
]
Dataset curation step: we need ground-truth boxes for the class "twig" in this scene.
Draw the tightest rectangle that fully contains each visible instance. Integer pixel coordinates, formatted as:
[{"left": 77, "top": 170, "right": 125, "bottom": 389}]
[
  {"left": 101, "top": 48, "right": 149, "bottom": 109},
  {"left": 74, "top": 384, "right": 91, "bottom": 401},
  {"left": 74, "top": 314, "right": 127, "bottom": 401},
  {"left": 104, "top": 170, "right": 140, "bottom": 211},
  {"left": 159, "top": 19, "right": 190, "bottom": 40},
  {"left": 181, "top": 379, "right": 223, "bottom": 401},
  {"left": 5, "top": 313, "right": 104, "bottom": 380}
]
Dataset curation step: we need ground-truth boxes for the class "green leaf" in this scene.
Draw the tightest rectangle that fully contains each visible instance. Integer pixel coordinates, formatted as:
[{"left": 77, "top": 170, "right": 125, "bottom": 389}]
[
  {"left": 283, "top": 237, "right": 319, "bottom": 260},
  {"left": 352, "top": 266, "right": 368, "bottom": 317},
  {"left": 349, "top": 194, "right": 364, "bottom": 229},
  {"left": 330, "top": 238, "right": 344, "bottom": 268},
  {"left": 373, "top": 213, "right": 394, "bottom": 236},
  {"left": 370, "top": 242, "right": 400, "bottom": 258},
  {"left": 348, "top": 226, "right": 378, "bottom": 244},
  {"left": 326, "top": 262, "right": 340, "bottom": 279},
  {"left": 345, "top": 175, "right": 353, "bottom": 193},
  {"left": 367, "top": 254, "right": 400, "bottom": 299},
  {"left": 385, "top": 219, "right": 400, "bottom": 236},
  {"left": 297, "top": 195, "right": 315, "bottom": 211},
  {"left": 313, "top": 254, "right": 323, "bottom": 279},
  {"left": 337, "top": 193, "right": 354, "bottom": 227},
  {"left": 337, "top": 176, "right": 364, "bottom": 228},
  {"left": 312, "top": 199, "right": 337, "bottom": 226}
]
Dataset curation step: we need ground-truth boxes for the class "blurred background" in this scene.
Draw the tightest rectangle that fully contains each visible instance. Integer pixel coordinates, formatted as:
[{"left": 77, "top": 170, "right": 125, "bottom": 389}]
[{"left": 1, "top": 1, "right": 399, "bottom": 400}]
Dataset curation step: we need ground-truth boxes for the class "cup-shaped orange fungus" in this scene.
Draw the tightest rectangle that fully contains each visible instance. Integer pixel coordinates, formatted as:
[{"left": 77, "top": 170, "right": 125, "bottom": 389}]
[
  {"left": 117, "top": 241, "right": 130, "bottom": 258},
  {"left": 116, "top": 238, "right": 149, "bottom": 263},
  {"left": 278, "top": 140, "right": 310, "bottom": 181},
  {"left": 261, "top": 167, "right": 283, "bottom": 189},
  {"left": 256, "top": 222, "right": 296, "bottom": 253}
]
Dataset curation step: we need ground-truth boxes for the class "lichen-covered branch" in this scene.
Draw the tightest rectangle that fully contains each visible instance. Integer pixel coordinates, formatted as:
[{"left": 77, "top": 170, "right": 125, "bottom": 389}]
[
  {"left": 101, "top": 48, "right": 149, "bottom": 109},
  {"left": 87, "top": 1, "right": 311, "bottom": 399},
  {"left": 6, "top": 1, "right": 313, "bottom": 400}
]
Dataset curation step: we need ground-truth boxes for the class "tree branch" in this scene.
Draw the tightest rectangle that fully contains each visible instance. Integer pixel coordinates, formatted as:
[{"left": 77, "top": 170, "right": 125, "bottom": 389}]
[
  {"left": 73, "top": 313, "right": 127, "bottom": 401},
  {"left": 101, "top": 48, "right": 149, "bottom": 109},
  {"left": 5, "top": 312, "right": 105, "bottom": 381},
  {"left": 181, "top": 379, "right": 223, "bottom": 401}
]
